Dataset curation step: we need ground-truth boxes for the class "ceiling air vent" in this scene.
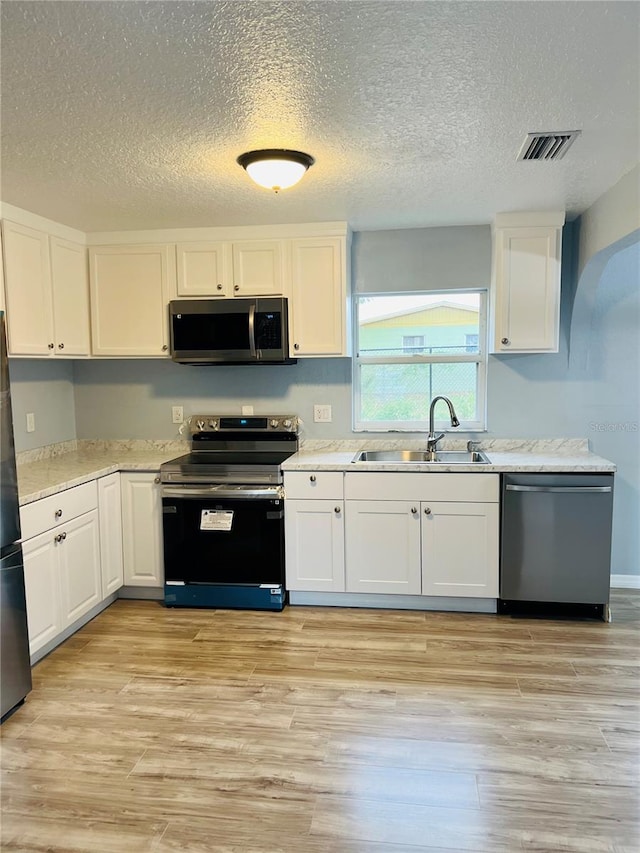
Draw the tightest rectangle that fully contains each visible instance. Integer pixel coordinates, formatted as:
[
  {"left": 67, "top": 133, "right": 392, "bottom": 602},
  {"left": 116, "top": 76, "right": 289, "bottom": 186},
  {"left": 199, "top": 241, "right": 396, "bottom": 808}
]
[{"left": 517, "top": 131, "right": 581, "bottom": 161}]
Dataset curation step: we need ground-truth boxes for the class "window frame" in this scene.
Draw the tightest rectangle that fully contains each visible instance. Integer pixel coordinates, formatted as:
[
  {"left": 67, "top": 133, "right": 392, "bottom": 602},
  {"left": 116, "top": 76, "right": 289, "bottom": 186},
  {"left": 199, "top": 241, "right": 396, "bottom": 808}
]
[{"left": 352, "top": 289, "right": 488, "bottom": 433}]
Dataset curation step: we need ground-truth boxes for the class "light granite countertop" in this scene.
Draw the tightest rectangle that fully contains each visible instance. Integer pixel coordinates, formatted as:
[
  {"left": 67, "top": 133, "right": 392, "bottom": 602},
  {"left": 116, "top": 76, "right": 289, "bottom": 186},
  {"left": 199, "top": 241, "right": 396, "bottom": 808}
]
[
  {"left": 282, "top": 438, "right": 617, "bottom": 474},
  {"left": 17, "top": 437, "right": 616, "bottom": 507},
  {"left": 17, "top": 440, "right": 188, "bottom": 506}
]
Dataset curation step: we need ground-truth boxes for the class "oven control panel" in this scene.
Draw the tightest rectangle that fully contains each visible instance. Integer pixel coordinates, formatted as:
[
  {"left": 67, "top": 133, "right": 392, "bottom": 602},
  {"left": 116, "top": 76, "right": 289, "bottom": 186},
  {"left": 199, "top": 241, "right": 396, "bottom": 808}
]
[{"left": 189, "top": 415, "right": 299, "bottom": 434}]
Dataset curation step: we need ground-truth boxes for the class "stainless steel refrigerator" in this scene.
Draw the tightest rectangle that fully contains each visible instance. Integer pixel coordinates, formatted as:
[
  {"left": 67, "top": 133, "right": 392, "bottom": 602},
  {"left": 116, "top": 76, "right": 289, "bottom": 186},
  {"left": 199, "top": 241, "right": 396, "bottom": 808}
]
[{"left": 1, "top": 311, "right": 32, "bottom": 720}]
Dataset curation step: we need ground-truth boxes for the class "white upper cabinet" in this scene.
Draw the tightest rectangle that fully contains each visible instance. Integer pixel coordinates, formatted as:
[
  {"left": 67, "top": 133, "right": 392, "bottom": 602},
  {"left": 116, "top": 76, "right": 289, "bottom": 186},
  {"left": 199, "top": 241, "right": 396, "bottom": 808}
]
[
  {"left": 289, "top": 237, "right": 349, "bottom": 357},
  {"left": 49, "top": 236, "right": 91, "bottom": 356},
  {"left": 2, "top": 221, "right": 54, "bottom": 355},
  {"left": 490, "top": 212, "right": 565, "bottom": 353},
  {"left": 89, "top": 244, "right": 177, "bottom": 356},
  {"left": 176, "top": 241, "right": 232, "bottom": 297},
  {"left": 232, "top": 240, "right": 284, "bottom": 296}
]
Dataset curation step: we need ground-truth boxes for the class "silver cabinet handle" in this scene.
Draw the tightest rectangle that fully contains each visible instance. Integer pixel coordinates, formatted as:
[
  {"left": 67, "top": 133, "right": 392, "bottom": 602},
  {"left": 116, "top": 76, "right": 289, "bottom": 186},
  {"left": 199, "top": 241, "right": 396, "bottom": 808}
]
[
  {"left": 424, "top": 507, "right": 432, "bottom": 515},
  {"left": 411, "top": 507, "right": 418, "bottom": 514},
  {"left": 154, "top": 477, "right": 161, "bottom": 484},
  {"left": 162, "top": 344, "right": 168, "bottom": 351},
  {"left": 48, "top": 342, "right": 54, "bottom": 349},
  {"left": 216, "top": 283, "right": 223, "bottom": 290},
  {"left": 310, "top": 475, "right": 316, "bottom": 482},
  {"left": 501, "top": 337, "right": 510, "bottom": 345},
  {"left": 58, "top": 343, "right": 64, "bottom": 349},
  {"left": 506, "top": 485, "right": 612, "bottom": 493},
  {"left": 334, "top": 506, "right": 341, "bottom": 514},
  {"left": 234, "top": 284, "right": 240, "bottom": 291},
  {"left": 294, "top": 343, "right": 300, "bottom": 350},
  {"left": 55, "top": 509, "right": 63, "bottom": 518},
  {"left": 54, "top": 532, "right": 66, "bottom": 543}
]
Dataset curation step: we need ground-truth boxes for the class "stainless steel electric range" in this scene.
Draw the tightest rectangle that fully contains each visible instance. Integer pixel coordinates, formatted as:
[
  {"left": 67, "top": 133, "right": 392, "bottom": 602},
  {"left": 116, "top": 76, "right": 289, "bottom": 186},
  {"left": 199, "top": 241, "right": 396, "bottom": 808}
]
[{"left": 160, "top": 414, "right": 299, "bottom": 611}]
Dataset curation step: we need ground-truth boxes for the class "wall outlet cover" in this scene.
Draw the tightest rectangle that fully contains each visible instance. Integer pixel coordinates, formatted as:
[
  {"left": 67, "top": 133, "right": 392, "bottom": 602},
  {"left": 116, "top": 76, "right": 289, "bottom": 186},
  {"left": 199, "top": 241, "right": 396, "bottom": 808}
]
[
  {"left": 26, "top": 412, "right": 35, "bottom": 433},
  {"left": 172, "top": 406, "right": 184, "bottom": 424},
  {"left": 242, "top": 405, "right": 254, "bottom": 416},
  {"left": 314, "top": 404, "right": 332, "bottom": 423}
]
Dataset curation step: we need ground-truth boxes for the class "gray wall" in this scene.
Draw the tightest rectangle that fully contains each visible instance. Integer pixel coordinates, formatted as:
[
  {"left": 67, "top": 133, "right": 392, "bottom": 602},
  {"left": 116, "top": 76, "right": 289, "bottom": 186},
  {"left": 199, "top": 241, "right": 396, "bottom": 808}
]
[
  {"left": 8, "top": 225, "right": 639, "bottom": 575},
  {"left": 9, "top": 358, "right": 76, "bottom": 452}
]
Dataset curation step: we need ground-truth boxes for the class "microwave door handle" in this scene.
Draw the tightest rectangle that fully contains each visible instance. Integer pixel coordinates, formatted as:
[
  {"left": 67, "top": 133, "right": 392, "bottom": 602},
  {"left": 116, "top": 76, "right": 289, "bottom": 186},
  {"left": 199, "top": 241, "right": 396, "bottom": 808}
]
[{"left": 248, "top": 303, "right": 257, "bottom": 358}]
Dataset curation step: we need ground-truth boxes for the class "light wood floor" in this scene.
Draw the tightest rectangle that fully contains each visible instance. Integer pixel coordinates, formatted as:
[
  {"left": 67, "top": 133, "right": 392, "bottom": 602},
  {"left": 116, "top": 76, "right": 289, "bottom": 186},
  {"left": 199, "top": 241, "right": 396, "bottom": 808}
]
[{"left": 1, "top": 592, "right": 639, "bottom": 853}]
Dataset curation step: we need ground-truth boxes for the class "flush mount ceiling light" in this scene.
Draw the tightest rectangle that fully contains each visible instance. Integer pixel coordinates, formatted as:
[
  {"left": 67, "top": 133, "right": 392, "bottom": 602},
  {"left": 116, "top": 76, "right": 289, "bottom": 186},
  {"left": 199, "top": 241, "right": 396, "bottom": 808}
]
[{"left": 236, "top": 149, "right": 315, "bottom": 193}]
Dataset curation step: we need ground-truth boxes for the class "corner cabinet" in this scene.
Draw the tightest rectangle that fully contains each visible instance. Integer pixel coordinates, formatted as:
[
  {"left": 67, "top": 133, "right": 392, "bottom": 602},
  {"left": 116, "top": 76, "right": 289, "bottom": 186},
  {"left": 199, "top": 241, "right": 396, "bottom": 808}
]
[
  {"left": 289, "top": 237, "right": 350, "bottom": 357},
  {"left": 120, "top": 472, "right": 164, "bottom": 587},
  {"left": 2, "top": 221, "right": 91, "bottom": 357},
  {"left": 490, "top": 212, "right": 565, "bottom": 353},
  {"left": 89, "top": 244, "right": 177, "bottom": 356}
]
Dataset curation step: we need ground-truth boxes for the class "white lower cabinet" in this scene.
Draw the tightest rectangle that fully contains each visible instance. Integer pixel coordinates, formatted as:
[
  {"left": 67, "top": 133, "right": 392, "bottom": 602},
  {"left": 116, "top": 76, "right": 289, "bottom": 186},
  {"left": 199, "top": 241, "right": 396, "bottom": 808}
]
[
  {"left": 284, "top": 472, "right": 345, "bottom": 591},
  {"left": 345, "top": 501, "right": 421, "bottom": 594},
  {"left": 421, "top": 502, "right": 499, "bottom": 597},
  {"left": 98, "top": 473, "right": 124, "bottom": 597},
  {"left": 285, "top": 499, "right": 345, "bottom": 591},
  {"left": 121, "top": 472, "right": 164, "bottom": 587},
  {"left": 342, "top": 472, "right": 500, "bottom": 600},
  {"left": 22, "top": 508, "right": 101, "bottom": 657}
]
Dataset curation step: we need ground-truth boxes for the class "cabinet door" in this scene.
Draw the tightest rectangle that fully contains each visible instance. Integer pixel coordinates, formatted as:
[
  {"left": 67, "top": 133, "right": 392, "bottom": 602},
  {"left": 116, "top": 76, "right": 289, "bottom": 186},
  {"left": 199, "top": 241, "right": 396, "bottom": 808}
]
[
  {"left": 345, "top": 500, "right": 421, "bottom": 594},
  {"left": 492, "top": 225, "right": 561, "bottom": 353},
  {"left": 89, "top": 244, "right": 176, "bottom": 356},
  {"left": 59, "top": 510, "right": 102, "bottom": 627},
  {"left": 289, "top": 237, "right": 347, "bottom": 356},
  {"left": 176, "top": 242, "right": 232, "bottom": 297},
  {"left": 232, "top": 241, "right": 284, "bottom": 295},
  {"left": 121, "top": 473, "right": 164, "bottom": 587},
  {"left": 285, "top": 499, "right": 345, "bottom": 591},
  {"left": 2, "top": 221, "right": 54, "bottom": 355},
  {"left": 98, "top": 473, "right": 124, "bottom": 597},
  {"left": 49, "top": 236, "right": 91, "bottom": 356},
  {"left": 22, "top": 531, "right": 62, "bottom": 655},
  {"left": 421, "top": 502, "right": 499, "bottom": 597}
]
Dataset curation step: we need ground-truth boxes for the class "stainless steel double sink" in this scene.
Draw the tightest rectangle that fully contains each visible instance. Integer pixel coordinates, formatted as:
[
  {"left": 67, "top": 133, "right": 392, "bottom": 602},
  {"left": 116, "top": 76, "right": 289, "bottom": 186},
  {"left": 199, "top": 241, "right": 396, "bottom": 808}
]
[{"left": 352, "top": 449, "right": 490, "bottom": 464}]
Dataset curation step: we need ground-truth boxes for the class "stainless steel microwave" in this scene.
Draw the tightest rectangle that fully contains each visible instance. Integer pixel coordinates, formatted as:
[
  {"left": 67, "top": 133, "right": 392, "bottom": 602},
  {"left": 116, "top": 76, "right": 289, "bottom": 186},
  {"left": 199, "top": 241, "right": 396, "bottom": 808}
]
[{"left": 169, "top": 297, "right": 296, "bottom": 365}]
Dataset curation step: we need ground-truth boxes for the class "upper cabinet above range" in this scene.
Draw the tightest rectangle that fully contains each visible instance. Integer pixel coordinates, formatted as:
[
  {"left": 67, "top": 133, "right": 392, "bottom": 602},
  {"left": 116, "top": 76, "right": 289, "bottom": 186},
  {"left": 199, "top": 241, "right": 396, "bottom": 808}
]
[
  {"left": 490, "top": 212, "right": 565, "bottom": 354},
  {"left": 176, "top": 239, "right": 284, "bottom": 298},
  {"left": 2, "top": 220, "right": 91, "bottom": 357}
]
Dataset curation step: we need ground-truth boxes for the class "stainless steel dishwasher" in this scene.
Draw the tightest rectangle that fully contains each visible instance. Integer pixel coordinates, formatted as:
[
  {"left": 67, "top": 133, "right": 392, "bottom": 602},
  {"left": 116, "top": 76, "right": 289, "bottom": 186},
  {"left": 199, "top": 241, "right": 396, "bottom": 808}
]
[{"left": 499, "top": 473, "right": 614, "bottom": 620}]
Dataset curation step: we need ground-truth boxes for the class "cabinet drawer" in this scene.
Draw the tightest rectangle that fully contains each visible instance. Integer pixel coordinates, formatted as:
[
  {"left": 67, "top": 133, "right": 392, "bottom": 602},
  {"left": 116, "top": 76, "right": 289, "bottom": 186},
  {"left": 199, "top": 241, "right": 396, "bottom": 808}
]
[
  {"left": 21, "top": 480, "right": 98, "bottom": 540},
  {"left": 284, "top": 471, "right": 344, "bottom": 500},
  {"left": 344, "top": 472, "right": 499, "bottom": 503}
]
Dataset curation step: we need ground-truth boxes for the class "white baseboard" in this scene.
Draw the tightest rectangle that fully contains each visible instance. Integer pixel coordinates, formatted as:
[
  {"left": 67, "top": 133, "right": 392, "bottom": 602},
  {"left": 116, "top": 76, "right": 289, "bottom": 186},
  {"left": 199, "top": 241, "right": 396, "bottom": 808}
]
[{"left": 611, "top": 574, "right": 640, "bottom": 590}]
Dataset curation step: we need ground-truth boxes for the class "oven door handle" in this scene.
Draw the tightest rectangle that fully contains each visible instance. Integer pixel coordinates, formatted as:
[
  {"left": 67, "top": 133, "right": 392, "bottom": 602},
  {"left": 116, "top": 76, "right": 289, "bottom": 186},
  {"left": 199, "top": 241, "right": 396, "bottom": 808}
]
[{"left": 161, "top": 485, "right": 284, "bottom": 500}]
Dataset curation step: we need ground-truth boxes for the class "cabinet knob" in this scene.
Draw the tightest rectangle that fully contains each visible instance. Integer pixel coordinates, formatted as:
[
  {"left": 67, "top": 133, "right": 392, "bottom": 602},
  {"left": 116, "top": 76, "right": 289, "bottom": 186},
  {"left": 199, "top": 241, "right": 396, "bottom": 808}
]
[
  {"left": 54, "top": 532, "right": 66, "bottom": 543},
  {"left": 154, "top": 476, "right": 161, "bottom": 484},
  {"left": 309, "top": 475, "right": 316, "bottom": 482},
  {"left": 234, "top": 284, "right": 240, "bottom": 292},
  {"left": 61, "top": 531, "right": 66, "bottom": 540},
  {"left": 501, "top": 337, "right": 510, "bottom": 346},
  {"left": 411, "top": 507, "right": 418, "bottom": 514},
  {"left": 334, "top": 506, "right": 341, "bottom": 514},
  {"left": 294, "top": 343, "right": 300, "bottom": 350},
  {"left": 424, "top": 507, "right": 432, "bottom": 515},
  {"left": 48, "top": 342, "right": 54, "bottom": 349},
  {"left": 55, "top": 509, "right": 63, "bottom": 518},
  {"left": 217, "top": 284, "right": 223, "bottom": 291},
  {"left": 162, "top": 344, "right": 168, "bottom": 351},
  {"left": 58, "top": 342, "right": 64, "bottom": 349}
]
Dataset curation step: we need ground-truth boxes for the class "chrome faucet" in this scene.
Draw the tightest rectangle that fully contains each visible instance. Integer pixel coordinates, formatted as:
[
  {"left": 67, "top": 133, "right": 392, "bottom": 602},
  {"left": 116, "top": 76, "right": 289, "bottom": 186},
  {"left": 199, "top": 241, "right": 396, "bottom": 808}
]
[{"left": 426, "top": 396, "right": 460, "bottom": 458}]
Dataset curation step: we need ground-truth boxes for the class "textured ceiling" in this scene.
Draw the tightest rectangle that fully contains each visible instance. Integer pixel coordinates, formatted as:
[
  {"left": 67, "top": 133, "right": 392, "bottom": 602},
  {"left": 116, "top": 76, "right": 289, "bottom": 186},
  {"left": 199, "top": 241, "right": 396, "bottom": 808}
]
[{"left": 1, "top": 1, "right": 638, "bottom": 232}]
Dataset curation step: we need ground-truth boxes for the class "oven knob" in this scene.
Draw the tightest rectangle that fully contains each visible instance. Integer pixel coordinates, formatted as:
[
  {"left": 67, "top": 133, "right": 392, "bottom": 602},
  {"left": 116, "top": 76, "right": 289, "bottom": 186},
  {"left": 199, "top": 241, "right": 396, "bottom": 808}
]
[
  {"left": 208, "top": 419, "right": 218, "bottom": 430},
  {"left": 270, "top": 419, "right": 279, "bottom": 429},
  {"left": 283, "top": 419, "right": 292, "bottom": 430},
  {"left": 196, "top": 419, "right": 206, "bottom": 431}
]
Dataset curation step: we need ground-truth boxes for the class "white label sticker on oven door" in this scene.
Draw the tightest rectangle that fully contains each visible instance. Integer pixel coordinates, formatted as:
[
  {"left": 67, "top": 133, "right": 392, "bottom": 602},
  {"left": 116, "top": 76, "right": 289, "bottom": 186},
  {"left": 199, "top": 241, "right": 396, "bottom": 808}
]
[{"left": 200, "top": 510, "right": 234, "bottom": 531}]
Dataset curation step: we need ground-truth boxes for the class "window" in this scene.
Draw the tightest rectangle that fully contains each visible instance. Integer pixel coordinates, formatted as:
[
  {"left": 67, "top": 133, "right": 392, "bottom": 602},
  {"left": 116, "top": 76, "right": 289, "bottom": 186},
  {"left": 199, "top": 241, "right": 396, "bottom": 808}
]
[{"left": 353, "top": 290, "right": 487, "bottom": 431}]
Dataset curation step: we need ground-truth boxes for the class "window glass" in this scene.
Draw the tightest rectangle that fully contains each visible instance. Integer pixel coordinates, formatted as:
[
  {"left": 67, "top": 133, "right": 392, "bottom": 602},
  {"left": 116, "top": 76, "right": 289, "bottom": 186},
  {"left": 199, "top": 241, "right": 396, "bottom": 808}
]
[{"left": 354, "top": 291, "right": 487, "bottom": 431}]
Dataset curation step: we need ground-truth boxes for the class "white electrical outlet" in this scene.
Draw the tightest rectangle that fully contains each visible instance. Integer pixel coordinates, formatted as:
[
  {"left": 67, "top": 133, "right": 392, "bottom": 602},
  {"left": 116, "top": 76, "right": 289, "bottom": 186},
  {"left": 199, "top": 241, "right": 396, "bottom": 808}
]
[
  {"left": 241, "top": 405, "right": 254, "bottom": 416},
  {"left": 313, "top": 404, "right": 332, "bottom": 423},
  {"left": 26, "top": 412, "right": 35, "bottom": 433},
  {"left": 172, "top": 406, "right": 183, "bottom": 424}
]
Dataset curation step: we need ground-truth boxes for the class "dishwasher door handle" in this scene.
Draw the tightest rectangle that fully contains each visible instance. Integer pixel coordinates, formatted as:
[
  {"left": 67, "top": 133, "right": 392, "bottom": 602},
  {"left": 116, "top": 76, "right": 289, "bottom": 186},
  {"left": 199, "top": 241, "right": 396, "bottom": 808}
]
[{"left": 505, "top": 485, "right": 612, "bottom": 493}]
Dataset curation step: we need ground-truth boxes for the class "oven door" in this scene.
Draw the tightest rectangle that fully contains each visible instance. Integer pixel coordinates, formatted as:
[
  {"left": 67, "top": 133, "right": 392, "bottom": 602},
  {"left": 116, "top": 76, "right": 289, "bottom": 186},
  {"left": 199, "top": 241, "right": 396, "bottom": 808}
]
[{"left": 161, "top": 485, "right": 285, "bottom": 587}]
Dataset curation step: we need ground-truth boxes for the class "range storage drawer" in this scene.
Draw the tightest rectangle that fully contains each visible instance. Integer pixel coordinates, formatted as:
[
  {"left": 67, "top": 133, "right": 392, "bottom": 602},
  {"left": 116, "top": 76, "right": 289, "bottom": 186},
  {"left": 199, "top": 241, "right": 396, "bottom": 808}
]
[
  {"left": 284, "top": 471, "right": 344, "bottom": 500},
  {"left": 20, "top": 480, "right": 98, "bottom": 540}
]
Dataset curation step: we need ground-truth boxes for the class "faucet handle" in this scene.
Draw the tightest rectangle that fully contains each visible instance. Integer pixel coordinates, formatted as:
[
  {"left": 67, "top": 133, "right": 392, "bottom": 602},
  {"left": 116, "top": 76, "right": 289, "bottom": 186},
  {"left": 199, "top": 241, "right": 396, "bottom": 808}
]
[{"left": 467, "top": 440, "right": 480, "bottom": 452}]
